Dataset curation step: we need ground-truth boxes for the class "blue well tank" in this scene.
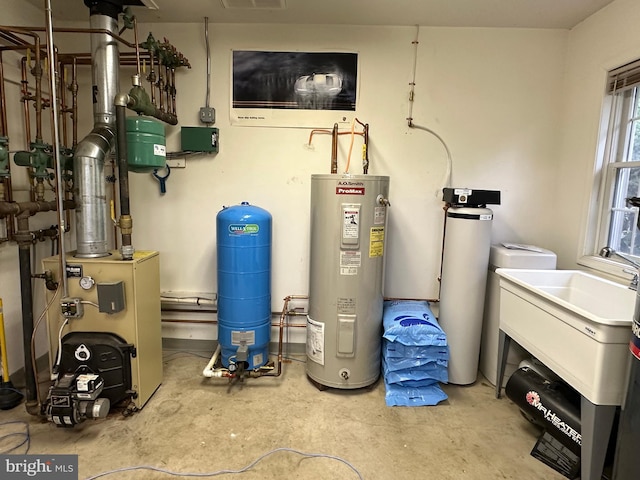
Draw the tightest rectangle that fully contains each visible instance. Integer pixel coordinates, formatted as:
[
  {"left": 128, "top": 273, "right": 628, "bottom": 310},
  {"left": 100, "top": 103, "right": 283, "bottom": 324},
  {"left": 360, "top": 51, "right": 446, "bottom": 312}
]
[{"left": 217, "top": 202, "right": 272, "bottom": 370}]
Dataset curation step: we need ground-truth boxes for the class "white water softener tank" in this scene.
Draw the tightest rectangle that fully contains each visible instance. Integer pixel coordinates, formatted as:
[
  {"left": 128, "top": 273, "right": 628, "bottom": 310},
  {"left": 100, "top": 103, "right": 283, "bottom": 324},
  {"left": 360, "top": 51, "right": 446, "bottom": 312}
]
[
  {"left": 306, "top": 174, "right": 390, "bottom": 389},
  {"left": 438, "top": 188, "right": 500, "bottom": 385},
  {"left": 480, "top": 244, "right": 557, "bottom": 386}
]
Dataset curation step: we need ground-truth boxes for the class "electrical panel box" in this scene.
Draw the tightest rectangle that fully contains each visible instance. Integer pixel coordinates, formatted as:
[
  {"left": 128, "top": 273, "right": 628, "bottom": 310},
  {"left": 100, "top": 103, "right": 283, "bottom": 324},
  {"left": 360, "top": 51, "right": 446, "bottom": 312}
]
[
  {"left": 61, "top": 298, "right": 84, "bottom": 319},
  {"left": 181, "top": 126, "right": 219, "bottom": 153},
  {"left": 97, "top": 281, "right": 125, "bottom": 314}
]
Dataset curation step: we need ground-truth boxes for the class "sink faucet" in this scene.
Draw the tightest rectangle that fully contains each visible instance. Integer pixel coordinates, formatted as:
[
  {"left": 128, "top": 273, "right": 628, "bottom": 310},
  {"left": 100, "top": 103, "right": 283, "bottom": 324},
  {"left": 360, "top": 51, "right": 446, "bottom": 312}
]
[{"left": 599, "top": 246, "right": 640, "bottom": 290}]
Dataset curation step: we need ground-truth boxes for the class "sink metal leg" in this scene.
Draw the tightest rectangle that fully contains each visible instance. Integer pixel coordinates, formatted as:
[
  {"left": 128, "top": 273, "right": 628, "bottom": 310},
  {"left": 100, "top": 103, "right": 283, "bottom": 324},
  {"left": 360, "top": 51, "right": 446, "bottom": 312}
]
[
  {"left": 496, "top": 329, "right": 511, "bottom": 399},
  {"left": 580, "top": 397, "right": 616, "bottom": 480}
]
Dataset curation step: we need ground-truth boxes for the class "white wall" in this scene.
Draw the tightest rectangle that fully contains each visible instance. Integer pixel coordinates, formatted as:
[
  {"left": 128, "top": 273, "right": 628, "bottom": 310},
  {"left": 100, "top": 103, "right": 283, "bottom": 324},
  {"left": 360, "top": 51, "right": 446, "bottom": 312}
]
[
  {"left": 128, "top": 23, "right": 567, "bottom": 295},
  {"left": 2, "top": 5, "right": 576, "bottom": 366},
  {"left": 553, "top": 0, "right": 640, "bottom": 269}
]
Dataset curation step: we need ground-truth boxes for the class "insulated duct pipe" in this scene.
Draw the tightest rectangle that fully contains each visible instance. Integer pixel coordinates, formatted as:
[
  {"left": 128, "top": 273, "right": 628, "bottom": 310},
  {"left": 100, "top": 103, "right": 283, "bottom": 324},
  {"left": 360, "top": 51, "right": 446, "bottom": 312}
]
[{"left": 74, "top": 6, "right": 120, "bottom": 257}]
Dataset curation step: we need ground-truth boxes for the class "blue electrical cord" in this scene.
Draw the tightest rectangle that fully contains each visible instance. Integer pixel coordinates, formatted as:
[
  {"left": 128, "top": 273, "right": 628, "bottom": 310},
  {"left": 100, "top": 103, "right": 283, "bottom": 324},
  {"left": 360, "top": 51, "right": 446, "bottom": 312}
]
[
  {"left": 84, "top": 447, "right": 364, "bottom": 479},
  {"left": 0, "top": 421, "right": 30, "bottom": 454},
  {"left": 0, "top": 385, "right": 25, "bottom": 396}
]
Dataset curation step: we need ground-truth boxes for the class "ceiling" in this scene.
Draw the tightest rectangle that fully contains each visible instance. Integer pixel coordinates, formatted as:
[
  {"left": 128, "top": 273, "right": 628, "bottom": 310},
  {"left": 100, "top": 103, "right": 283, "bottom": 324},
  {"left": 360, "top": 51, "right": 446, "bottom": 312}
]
[{"left": 25, "top": 0, "right": 616, "bottom": 29}]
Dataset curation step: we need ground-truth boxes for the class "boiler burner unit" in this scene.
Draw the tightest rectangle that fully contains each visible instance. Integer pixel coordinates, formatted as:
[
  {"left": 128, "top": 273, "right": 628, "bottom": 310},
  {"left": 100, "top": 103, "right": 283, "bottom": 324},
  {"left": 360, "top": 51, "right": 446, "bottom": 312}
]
[{"left": 43, "top": 251, "right": 163, "bottom": 426}]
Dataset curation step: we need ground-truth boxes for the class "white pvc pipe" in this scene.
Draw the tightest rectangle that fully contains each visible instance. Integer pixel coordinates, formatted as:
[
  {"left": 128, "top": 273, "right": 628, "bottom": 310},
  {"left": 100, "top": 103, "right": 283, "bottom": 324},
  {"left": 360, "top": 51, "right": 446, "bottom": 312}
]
[
  {"left": 161, "top": 296, "right": 216, "bottom": 306},
  {"left": 202, "top": 344, "right": 221, "bottom": 377}
]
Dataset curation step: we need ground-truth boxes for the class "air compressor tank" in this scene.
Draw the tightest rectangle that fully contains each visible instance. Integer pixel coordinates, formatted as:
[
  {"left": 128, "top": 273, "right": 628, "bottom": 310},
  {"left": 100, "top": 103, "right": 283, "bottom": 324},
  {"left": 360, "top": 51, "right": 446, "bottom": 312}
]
[
  {"left": 217, "top": 202, "right": 272, "bottom": 370},
  {"left": 306, "top": 174, "right": 390, "bottom": 389}
]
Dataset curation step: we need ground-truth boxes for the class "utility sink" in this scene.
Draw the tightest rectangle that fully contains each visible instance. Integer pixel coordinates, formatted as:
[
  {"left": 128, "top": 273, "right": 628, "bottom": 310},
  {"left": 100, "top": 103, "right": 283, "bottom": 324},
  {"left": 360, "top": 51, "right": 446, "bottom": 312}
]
[
  {"left": 495, "top": 268, "right": 635, "bottom": 480},
  {"left": 496, "top": 268, "right": 634, "bottom": 405},
  {"left": 499, "top": 268, "right": 633, "bottom": 326}
]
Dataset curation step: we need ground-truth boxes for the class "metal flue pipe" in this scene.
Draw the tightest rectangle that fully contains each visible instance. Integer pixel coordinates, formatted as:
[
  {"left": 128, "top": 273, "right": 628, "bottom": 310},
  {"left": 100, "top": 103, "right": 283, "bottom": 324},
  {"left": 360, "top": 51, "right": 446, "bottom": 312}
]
[{"left": 74, "top": 6, "right": 120, "bottom": 258}]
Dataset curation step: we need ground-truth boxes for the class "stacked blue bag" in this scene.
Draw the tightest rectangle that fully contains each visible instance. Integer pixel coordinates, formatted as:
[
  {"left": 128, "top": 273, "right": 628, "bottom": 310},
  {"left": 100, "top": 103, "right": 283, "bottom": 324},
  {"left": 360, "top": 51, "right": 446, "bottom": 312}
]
[{"left": 382, "top": 300, "right": 449, "bottom": 406}]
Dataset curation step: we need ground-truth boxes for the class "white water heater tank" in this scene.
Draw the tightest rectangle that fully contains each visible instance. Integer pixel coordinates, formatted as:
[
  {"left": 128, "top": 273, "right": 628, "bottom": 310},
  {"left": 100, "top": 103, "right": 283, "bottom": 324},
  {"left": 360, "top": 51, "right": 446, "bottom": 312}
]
[{"left": 306, "top": 174, "right": 390, "bottom": 389}]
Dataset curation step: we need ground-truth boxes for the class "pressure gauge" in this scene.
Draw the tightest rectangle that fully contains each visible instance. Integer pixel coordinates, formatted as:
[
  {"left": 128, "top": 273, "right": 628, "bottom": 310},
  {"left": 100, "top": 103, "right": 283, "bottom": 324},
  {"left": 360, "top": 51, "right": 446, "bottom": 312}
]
[{"left": 79, "top": 276, "right": 95, "bottom": 290}]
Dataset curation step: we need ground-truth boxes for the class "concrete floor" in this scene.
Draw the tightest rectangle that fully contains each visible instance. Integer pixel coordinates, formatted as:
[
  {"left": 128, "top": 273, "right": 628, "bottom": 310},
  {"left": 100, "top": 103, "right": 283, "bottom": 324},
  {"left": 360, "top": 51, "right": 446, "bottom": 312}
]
[{"left": 0, "top": 351, "right": 566, "bottom": 480}]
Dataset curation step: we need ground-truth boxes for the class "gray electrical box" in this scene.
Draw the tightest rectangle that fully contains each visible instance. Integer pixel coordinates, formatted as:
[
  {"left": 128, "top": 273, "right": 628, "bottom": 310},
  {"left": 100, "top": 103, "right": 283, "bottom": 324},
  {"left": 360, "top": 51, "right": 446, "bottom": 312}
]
[{"left": 97, "top": 281, "right": 126, "bottom": 314}]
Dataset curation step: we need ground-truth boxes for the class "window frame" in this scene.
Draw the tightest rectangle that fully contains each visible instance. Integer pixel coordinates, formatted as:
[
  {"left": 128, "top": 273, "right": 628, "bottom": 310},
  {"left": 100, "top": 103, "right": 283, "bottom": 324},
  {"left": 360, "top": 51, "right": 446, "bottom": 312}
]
[{"left": 579, "top": 76, "right": 640, "bottom": 279}]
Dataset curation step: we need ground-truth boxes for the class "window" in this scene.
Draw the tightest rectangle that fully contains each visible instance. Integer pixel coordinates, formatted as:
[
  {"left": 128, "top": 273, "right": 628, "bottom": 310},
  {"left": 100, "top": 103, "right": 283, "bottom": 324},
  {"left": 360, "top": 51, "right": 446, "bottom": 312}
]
[{"left": 594, "top": 60, "right": 640, "bottom": 264}]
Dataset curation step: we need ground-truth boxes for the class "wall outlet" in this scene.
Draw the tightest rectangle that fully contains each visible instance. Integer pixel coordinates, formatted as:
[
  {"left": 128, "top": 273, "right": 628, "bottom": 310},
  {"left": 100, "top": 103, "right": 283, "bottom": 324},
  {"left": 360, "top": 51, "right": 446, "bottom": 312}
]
[{"left": 199, "top": 107, "right": 215, "bottom": 124}]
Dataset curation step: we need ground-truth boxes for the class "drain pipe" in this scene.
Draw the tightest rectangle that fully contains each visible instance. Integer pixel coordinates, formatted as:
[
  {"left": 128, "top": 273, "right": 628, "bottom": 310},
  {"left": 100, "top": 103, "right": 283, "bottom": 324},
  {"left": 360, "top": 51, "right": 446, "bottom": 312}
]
[
  {"left": 114, "top": 94, "right": 133, "bottom": 259},
  {"left": 16, "top": 215, "right": 37, "bottom": 411}
]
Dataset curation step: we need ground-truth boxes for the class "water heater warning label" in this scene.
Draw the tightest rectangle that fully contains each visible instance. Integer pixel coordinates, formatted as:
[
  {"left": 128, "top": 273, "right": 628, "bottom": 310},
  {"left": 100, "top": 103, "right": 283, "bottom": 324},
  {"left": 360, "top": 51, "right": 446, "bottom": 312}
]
[
  {"left": 369, "top": 227, "right": 385, "bottom": 257},
  {"left": 337, "top": 297, "right": 356, "bottom": 314},
  {"left": 340, "top": 251, "right": 361, "bottom": 275},
  {"left": 307, "top": 317, "right": 324, "bottom": 365}
]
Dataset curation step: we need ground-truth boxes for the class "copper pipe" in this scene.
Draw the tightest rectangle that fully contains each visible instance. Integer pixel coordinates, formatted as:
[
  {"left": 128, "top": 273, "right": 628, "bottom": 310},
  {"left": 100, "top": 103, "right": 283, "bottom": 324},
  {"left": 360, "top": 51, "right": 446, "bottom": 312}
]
[
  {"left": 33, "top": 37, "right": 42, "bottom": 142},
  {"left": 308, "top": 127, "right": 365, "bottom": 175},
  {"left": 9, "top": 26, "right": 136, "bottom": 49},
  {"left": 0, "top": 44, "right": 50, "bottom": 53},
  {"left": 0, "top": 51, "right": 6, "bottom": 135},
  {"left": 20, "top": 58, "right": 32, "bottom": 146},
  {"left": 20, "top": 57, "right": 36, "bottom": 202},
  {"left": 170, "top": 68, "right": 176, "bottom": 115},
  {"left": 71, "top": 59, "right": 78, "bottom": 147},
  {"left": 0, "top": 199, "right": 74, "bottom": 217},
  {"left": 59, "top": 61, "right": 67, "bottom": 147},
  {"left": 257, "top": 295, "right": 309, "bottom": 378},
  {"left": 308, "top": 128, "right": 332, "bottom": 144},
  {"left": 331, "top": 123, "right": 338, "bottom": 174},
  {"left": 133, "top": 18, "right": 141, "bottom": 77},
  {"left": 356, "top": 120, "right": 369, "bottom": 174},
  {"left": 308, "top": 129, "right": 364, "bottom": 145},
  {"left": 162, "top": 319, "right": 309, "bottom": 329},
  {"left": 164, "top": 65, "right": 170, "bottom": 112},
  {"left": 157, "top": 64, "right": 164, "bottom": 112},
  {"left": 57, "top": 51, "right": 150, "bottom": 66},
  {"left": 0, "top": 51, "right": 15, "bottom": 240},
  {"left": 0, "top": 31, "right": 31, "bottom": 46},
  {"left": 148, "top": 51, "right": 156, "bottom": 104},
  {"left": 111, "top": 159, "right": 118, "bottom": 250}
]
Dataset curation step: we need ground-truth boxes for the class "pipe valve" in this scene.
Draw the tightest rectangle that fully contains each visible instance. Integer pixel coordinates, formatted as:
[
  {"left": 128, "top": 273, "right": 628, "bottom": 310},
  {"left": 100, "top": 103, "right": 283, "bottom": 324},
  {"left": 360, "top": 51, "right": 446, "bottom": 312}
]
[{"left": 377, "top": 194, "right": 391, "bottom": 207}]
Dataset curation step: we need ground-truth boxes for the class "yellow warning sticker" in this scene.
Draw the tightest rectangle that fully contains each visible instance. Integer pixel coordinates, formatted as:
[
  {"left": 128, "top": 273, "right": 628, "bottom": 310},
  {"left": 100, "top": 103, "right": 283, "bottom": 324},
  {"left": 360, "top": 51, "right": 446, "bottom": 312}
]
[{"left": 369, "top": 226, "right": 385, "bottom": 257}]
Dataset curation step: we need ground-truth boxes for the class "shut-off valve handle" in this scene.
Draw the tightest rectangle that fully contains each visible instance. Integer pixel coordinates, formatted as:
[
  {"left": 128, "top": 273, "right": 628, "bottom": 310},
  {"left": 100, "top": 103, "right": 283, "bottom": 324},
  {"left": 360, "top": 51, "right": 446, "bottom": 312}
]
[{"left": 152, "top": 164, "right": 171, "bottom": 195}]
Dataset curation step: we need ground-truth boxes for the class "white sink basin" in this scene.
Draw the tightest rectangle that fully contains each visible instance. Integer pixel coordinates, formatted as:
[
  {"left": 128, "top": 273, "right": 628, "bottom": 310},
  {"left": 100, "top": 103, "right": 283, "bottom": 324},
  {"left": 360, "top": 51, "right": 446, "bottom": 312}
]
[
  {"left": 496, "top": 268, "right": 634, "bottom": 405},
  {"left": 497, "top": 268, "right": 634, "bottom": 327}
]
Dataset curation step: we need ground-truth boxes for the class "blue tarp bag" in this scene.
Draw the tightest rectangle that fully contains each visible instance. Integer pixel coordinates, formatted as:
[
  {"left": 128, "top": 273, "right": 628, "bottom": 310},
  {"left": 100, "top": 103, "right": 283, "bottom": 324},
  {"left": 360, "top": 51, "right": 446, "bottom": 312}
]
[
  {"left": 382, "top": 300, "right": 446, "bottom": 346},
  {"left": 384, "top": 380, "right": 448, "bottom": 407},
  {"left": 382, "top": 358, "right": 449, "bottom": 384},
  {"left": 383, "top": 354, "right": 448, "bottom": 372},
  {"left": 383, "top": 342, "right": 449, "bottom": 362}
]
